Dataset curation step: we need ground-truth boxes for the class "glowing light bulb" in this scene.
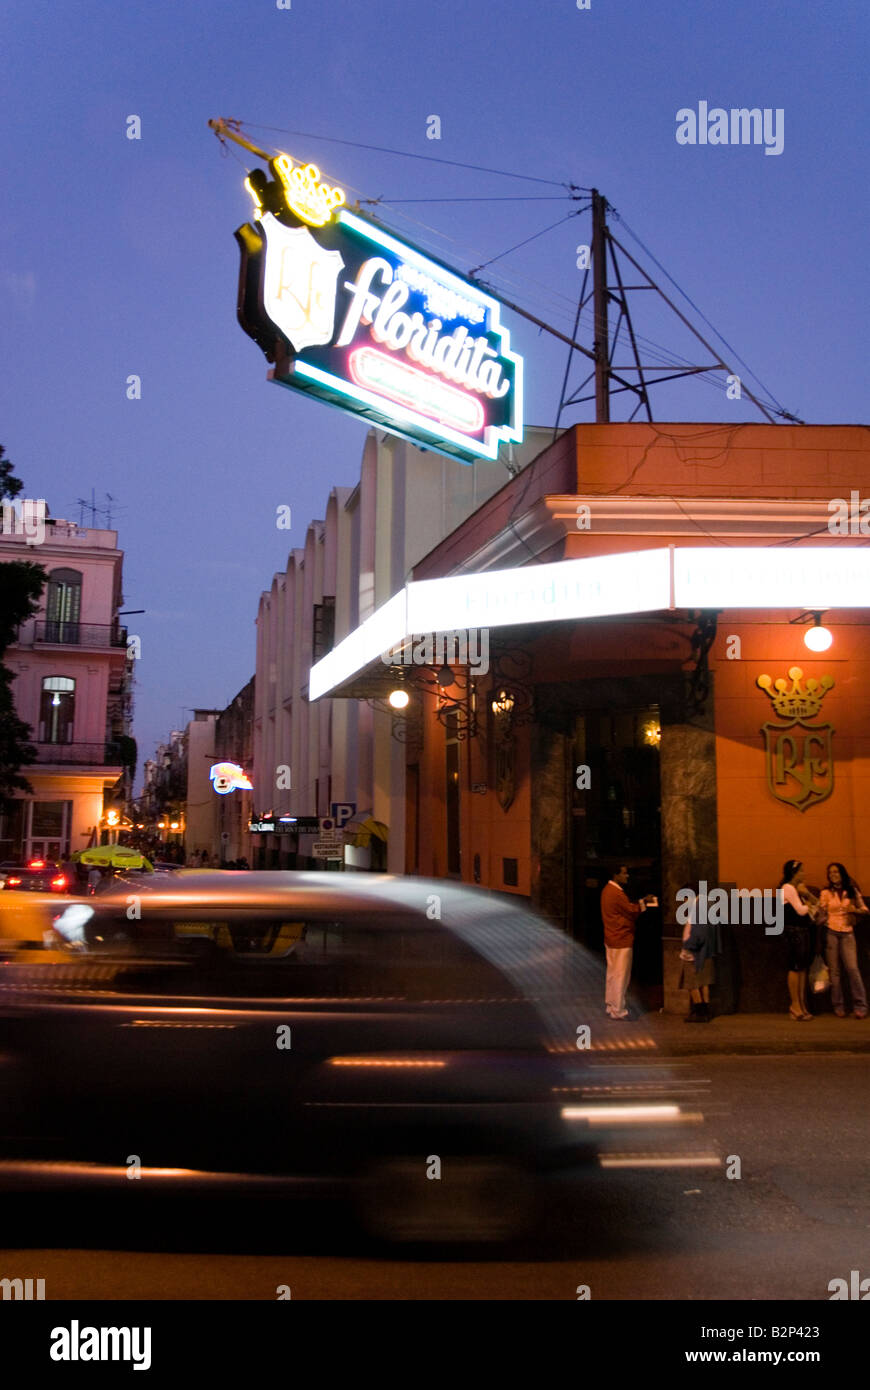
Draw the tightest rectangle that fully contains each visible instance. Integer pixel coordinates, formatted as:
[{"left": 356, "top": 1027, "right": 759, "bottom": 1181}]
[
  {"left": 389, "top": 689, "right": 410, "bottom": 710},
  {"left": 805, "top": 624, "right": 832, "bottom": 652}
]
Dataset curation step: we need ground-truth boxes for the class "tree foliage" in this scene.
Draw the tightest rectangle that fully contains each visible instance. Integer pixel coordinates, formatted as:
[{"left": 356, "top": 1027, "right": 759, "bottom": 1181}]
[{"left": 0, "top": 445, "right": 47, "bottom": 810}]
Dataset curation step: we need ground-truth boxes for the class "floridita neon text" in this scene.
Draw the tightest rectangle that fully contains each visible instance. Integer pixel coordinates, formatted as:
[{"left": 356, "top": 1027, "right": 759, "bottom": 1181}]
[{"left": 336, "top": 258, "right": 511, "bottom": 400}]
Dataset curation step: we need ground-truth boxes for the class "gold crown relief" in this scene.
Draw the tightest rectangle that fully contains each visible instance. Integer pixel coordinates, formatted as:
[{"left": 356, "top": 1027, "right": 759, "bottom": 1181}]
[
  {"left": 757, "top": 666, "right": 834, "bottom": 719},
  {"left": 271, "top": 155, "right": 346, "bottom": 227}
]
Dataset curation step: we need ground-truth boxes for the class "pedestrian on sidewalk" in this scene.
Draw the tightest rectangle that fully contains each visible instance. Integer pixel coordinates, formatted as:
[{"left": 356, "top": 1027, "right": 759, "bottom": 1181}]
[
  {"left": 779, "top": 859, "right": 818, "bottom": 1021},
  {"left": 600, "top": 865, "right": 653, "bottom": 1020},
  {"left": 679, "top": 884, "right": 721, "bottom": 1022},
  {"left": 817, "top": 862, "right": 869, "bottom": 1019}
]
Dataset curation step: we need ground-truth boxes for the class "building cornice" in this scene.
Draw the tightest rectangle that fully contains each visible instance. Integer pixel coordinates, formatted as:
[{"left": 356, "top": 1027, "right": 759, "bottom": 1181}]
[{"left": 435, "top": 495, "right": 850, "bottom": 576}]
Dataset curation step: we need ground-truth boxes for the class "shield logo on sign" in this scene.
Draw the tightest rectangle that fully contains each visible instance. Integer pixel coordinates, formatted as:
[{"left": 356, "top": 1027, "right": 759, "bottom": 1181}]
[
  {"left": 261, "top": 213, "right": 344, "bottom": 352},
  {"left": 761, "top": 719, "right": 834, "bottom": 812}
]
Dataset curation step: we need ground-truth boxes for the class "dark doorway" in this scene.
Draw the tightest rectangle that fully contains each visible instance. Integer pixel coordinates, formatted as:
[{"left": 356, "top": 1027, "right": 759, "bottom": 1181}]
[{"left": 571, "top": 706, "right": 663, "bottom": 999}]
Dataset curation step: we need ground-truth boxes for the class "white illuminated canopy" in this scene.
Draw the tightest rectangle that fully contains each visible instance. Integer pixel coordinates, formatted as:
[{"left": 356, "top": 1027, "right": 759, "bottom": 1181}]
[
  {"left": 407, "top": 548, "right": 671, "bottom": 633},
  {"left": 309, "top": 545, "right": 870, "bottom": 700},
  {"left": 672, "top": 546, "right": 870, "bottom": 608}
]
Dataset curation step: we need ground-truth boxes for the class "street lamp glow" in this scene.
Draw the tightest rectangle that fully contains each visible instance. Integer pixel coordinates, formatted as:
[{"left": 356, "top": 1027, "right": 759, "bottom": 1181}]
[
  {"left": 388, "top": 688, "right": 410, "bottom": 710},
  {"left": 805, "top": 622, "right": 833, "bottom": 652}
]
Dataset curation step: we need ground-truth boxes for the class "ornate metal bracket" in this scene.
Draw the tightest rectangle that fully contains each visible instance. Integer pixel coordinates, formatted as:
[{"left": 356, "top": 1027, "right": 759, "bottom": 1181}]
[{"left": 688, "top": 610, "right": 719, "bottom": 713}]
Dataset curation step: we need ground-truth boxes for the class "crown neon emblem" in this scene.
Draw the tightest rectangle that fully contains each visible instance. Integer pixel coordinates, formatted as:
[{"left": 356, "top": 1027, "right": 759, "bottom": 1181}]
[
  {"left": 757, "top": 666, "right": 834, "bottom": 720},
  {"left": 270, "top": 156, "right": 345, "bottom": 227}
]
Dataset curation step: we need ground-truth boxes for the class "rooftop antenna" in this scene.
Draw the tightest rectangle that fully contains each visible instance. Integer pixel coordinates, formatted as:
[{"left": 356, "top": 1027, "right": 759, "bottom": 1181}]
[
  {"left": 543, "top": 190, "right": 796, "bottom": 433},
  {"left": 75, "top": 489, "right": 97, "bottom": 527},
  {"left": 74, "top": 490, "right": 121, "bottom": 528}
]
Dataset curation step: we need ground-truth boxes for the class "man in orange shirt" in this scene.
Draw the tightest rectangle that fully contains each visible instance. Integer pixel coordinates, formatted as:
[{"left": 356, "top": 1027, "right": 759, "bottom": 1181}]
[{"left": 600, "top": 865, "right": 650, "bottom": 1019}]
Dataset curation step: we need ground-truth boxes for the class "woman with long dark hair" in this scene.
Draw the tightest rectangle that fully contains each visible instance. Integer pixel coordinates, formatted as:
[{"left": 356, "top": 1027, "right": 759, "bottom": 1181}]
[
  {"left": 779, "top": 859, "right": 818, "bottom": 1020},
  {"left": 817, "top": 863, "right": 869, "bottom": 1018}
]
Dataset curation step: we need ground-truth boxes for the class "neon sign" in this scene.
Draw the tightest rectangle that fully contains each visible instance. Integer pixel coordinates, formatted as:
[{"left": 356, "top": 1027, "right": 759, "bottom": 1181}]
[
  {"left": 210, "top": 762, "right": 253, "bottom": 795},
  {"left": 245, "top": 157, "right": 345, "bottom": 228},
  {"left": 235, "top": 165, "right": 523, "bottom": 464}
]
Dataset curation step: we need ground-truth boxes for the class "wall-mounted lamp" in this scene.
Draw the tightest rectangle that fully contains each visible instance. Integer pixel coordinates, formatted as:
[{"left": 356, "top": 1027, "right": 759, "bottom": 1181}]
[
  {"left": 491, "top": 689, "right": 515, "bottom": 718},
  {"left": 804, "top": 613, "right": 833, "bottom": 652},
  {"left": 791, "top": 610, "right": 834, "bottom": 652},
  {"left": 388, "top": 688, "right": 410, "bottom": 710}
]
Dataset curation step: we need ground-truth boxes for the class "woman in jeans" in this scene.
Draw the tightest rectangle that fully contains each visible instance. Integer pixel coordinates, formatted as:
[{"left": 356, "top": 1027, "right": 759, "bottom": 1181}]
[
  {"left": 817, "top": 863, "right": 869, "bottom": 1018},
  {"left": 780, "top": 859, "right": 817, "bottom": 1020}
]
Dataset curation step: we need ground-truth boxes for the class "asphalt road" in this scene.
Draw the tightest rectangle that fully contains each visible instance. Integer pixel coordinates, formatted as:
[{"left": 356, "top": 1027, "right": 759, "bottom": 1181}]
[{"left": 4, "top": 1055, "right": 869, "bottom": 1300}]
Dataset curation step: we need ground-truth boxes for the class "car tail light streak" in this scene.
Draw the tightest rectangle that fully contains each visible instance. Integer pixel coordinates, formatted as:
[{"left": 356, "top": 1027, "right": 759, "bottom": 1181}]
[
  {"left": 6, "top": 877, "right": 22, "bottom": 886},
  {"left": 560, "top": 1103, "right": 700, "bottom": 1125},
  {"left": 327, "top": 1056, "right": 448, "bottom": 1068},
  {"left": 50, "top": 875, "right": 67, "bottom": 890},
  {"left": 599, "top": 1153, "right": 721, "bottom": 1169}
]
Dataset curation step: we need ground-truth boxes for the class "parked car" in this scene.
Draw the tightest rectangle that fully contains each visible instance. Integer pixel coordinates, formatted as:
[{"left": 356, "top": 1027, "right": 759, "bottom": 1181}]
[
  {"left": 0, "top": 873, "right": 717, "bottom": 1242},
  {"left": 0, "top": 859, "right": 70, "bottom": 894}
]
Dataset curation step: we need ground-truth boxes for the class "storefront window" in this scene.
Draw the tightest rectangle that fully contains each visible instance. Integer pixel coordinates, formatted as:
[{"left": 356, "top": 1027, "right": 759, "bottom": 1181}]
[
  {"left": 0, "top": 800, "right": 27, "bottom": 862},
  {"left": 28, "top": 800, "right": 72, "bottom": 860}
]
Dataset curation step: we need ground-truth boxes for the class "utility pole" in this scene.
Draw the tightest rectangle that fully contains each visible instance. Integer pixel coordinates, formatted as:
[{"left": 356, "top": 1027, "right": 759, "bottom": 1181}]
[{"left": 591, "top": 189, "right": 610, "bottom": 422}]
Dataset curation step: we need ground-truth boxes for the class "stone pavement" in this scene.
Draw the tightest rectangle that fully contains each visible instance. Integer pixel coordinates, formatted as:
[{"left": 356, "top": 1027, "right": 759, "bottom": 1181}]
[{"left": 637, "top": 1005, "right": 870, "bottom": 1056}]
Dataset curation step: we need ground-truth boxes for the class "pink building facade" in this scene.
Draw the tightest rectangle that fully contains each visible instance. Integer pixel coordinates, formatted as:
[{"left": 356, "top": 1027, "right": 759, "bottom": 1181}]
[{"left": 0, "top": 517, "right": 131, "bottom": 861}]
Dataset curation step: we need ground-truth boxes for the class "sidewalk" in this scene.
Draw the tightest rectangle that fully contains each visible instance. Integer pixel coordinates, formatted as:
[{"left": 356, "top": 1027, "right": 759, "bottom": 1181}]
[{"left": 638, "top": 1007, "right": 870, "bottom": 1057}]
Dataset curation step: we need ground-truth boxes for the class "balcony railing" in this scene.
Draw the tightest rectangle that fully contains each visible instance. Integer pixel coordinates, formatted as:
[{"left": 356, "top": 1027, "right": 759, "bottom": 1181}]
[
  {"left": 31, "top": 621, "right": 128, "bottom": 649},
  {"left": 31, "top": 742, "right": 123, "bottom": 767}
]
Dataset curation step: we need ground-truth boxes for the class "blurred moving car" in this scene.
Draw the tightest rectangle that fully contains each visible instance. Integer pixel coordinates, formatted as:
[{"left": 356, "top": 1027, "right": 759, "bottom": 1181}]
[
  {"left": 0, "top": 873, "right": 717, "bottom": 1243},
  {"left": 0, "top": 859, "right": 70, "bottom": 894}
]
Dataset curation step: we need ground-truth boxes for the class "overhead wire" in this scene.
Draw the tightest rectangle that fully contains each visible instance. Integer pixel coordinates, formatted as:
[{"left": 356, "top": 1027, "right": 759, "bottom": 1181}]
[
  {"left": 469, "top": 207, "right": 590, "bottom": 275},
  {"left": 239, "top": 121, "right": 588, "bottom": 191},
  {"left": 363, "top": 196, "right": 579, "bottom": 204},
  {"left": 610, "top": 209, "right": 791, "bottom": 416}
]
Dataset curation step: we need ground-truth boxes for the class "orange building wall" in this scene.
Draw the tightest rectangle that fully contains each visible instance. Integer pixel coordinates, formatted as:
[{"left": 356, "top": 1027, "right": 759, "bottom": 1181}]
[
  {"left": 411, "top": 693, "right": 533, "bottom": 895},
  {"left": 410, "top": 422, "right": 870, "bottom": 904},
  {"left": 572, "top": 422, "right": 867, "bottom": 499},
  {"left": 712, "top": 612, "right": 870, "bottom": 896}
]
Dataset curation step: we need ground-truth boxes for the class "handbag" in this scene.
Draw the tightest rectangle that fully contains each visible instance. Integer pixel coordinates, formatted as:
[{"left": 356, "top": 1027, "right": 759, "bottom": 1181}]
[{"left": 809, "top": 954, "right": 830, "bottom": 993}]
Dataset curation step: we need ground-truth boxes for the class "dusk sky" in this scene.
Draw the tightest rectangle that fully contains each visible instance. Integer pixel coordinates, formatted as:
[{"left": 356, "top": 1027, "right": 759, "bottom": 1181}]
[{"left": 1, "top": 0, "right": 866, "bottom": 785}]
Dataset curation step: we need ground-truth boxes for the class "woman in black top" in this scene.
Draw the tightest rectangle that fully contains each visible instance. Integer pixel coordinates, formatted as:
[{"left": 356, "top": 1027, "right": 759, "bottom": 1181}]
[{"left": 780, "top": 858, "right": 818, "bottom": 1020}]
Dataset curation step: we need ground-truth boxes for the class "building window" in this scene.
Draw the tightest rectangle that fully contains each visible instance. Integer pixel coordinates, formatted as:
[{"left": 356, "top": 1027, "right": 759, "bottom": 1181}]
[
  {"left": 0, "top": 800, "right": 27, "bottom": 862},
  {"left": 29, "top": 800, "right": 72, "bottom": 860},
  {"left": 313, "top": 598, "right": 336, "bottom": 663},
  {"left": 45, "top": 568, "right": 82, "bottom": 643},
  {"left": 39, "top": 676, "right": 75, "bottom": 744},
  {"left": 445, "top": 709, "right": 461, "bottom": 876}
]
